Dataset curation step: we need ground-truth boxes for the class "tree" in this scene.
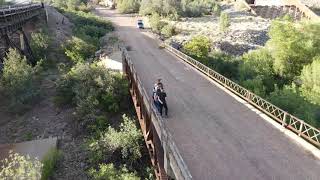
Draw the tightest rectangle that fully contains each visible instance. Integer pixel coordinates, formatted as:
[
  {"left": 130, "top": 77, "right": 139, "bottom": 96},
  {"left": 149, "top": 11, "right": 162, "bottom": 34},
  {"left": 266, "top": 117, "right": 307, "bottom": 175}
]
[
  {"left": 31, "top": 29, "right": 51, "bottom": 60},
  {"left": 183, "top": 36, "right": 211, "bottom": 59},
  {"left": 0, "top": 151, "right": 43, "bottom": 179},
  {"left": 116, "top": 0, "right": 141, "bottom": 13},
  {"left": 267, "top": 20, "right": 320, "bottom": 80},
  {"left": 300, "top": 57, "right": 320, "bottom": 106},
  {"left": 267, "top": 85, "right": 319, "bottom": 127},
  {"left": 0, "top": 49, "right": 41, "bottom": 111},
  {"left": 139, "top": 0, "right": 154, "bottom": 15},
  {"left": 238, "top": 48, "right": 276, "bottom": 95}
]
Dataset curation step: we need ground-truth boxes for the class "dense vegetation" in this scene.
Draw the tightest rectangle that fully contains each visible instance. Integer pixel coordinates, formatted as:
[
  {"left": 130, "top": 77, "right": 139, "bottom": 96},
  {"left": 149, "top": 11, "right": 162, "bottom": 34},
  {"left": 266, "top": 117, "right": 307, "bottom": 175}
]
[
  {"left": 51, "top": 1, "right": 154, "bottom": 179},
  {"left": 182, "top": 19, "right": 320, "bottom": 127}
]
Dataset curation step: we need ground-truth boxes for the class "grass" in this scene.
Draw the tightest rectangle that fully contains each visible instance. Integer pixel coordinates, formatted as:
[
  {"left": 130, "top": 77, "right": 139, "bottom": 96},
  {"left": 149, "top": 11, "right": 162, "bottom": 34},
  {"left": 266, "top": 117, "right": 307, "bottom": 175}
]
[{"left": 41, "top": 148, "right": 62, "bottom": 180}]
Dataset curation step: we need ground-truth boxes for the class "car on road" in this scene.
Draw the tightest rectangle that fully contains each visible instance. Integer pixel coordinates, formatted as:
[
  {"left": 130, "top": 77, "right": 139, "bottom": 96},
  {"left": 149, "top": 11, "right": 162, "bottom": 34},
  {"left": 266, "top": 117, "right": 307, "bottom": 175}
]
[{"left": 137, "top": 20, "right": 144, "bottom": 29}]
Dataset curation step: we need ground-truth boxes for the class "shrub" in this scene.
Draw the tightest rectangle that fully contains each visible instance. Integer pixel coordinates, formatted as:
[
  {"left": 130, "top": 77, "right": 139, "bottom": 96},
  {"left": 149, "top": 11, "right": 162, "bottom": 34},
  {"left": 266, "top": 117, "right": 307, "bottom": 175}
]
[
  {"left": 0, "top": 49, "right": 41, "bottom": 111},
  {"left": 183, "top": 36, "right": 211, "bottom": 59},
  {"left": 55, "top": 63, "right": 129, "bottom": 118},
  {"left": 88, "top": 115, "right": 143, "bottom": 164},
  {"left": 212, "top": 3, "right": 221, "bottom": 16},
  {"left": 88, "top": 163, "right": 139, "bottom": 180},
  {"left": 139, "top": 0, "right": 154, "bottom": 15},
  {"left": 0, "top": 151, "right": 43, "bottom": 179},
  {"left": 41, "top": 148, "right": 62, "bottom": 180},
  {"left": 219, "top": 12, "right": 230, "bottom": 32},
  {"left": 149, "top": 13, "right": 165, "bottom": 33},
  {"left": 161, "top": 24, "right": 175, "bottom": 38},
  {"left": 64, "top": 36, "right": 96, "bottom": 64},
  {"left": 31, "top": 28, "right": 51, "bottom": 60}
]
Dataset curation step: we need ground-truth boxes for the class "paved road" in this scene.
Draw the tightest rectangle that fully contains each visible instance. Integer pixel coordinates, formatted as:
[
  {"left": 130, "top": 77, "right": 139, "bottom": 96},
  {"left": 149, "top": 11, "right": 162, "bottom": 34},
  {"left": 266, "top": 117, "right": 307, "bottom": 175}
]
[{"left": 95, "top": 8, "right": 320, "bottom": 180}]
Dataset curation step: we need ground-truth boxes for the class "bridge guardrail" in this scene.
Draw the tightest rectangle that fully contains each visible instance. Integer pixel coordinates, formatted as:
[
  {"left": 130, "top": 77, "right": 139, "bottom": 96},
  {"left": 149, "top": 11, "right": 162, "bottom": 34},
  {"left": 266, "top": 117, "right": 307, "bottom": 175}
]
[
  {"left": 164, "top": 43, "right": 320, "bottom": 148},
  {"left": 120, "top": 45, "right": 193, "bottom": 179}
]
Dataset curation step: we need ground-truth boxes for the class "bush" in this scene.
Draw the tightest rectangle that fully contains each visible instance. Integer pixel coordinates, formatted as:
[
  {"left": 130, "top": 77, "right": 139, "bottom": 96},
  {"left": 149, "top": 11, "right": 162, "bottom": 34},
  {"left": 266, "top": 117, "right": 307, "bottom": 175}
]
[
  {"left": 88, "top": 163, "right": 139, "bottom": 180},
  {"left": 161, "top": 24, "right": 175, "bottom": 38},
  {"left": 41, "top": 148, "right": 62, "bottom": 180},
  {"left": 64, "top": 36, "right": 96, "bottom": 63},
  {"left": 219, "top": 12, "right": 230, "bottom": 32},
  {"left": 212, "top": 3, "right": 221, "bottom": 16},
  {"left": 183, "top": 36, "right": 211, "bottom": 59},
  {"left": 88, "top": 115, "right": 143, "bottom": 164},
  {"left": 149, "top": 13, "right": 166, "bottom": 34},
  {"left": 0, "top": 49, "right": 41, "bottom": 111},
  {"left": 0, "top": 151, "right": 43, "bottom": 179},
  {"left": 55, "top": 63, "right": 129, "bottom": 117},
  {"left": 31, "top": 28, "right": 51, "bottom": 60}
]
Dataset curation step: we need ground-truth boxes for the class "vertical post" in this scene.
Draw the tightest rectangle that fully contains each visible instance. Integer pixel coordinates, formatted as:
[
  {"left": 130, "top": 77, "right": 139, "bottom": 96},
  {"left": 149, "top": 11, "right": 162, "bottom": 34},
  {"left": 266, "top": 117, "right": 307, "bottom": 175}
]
[
  {"left": 282, "top": 113, "right": 287, "bottom": 127},
  {"left": 298, "top": 121, "right": 304, "bottom": 136},
  {"left": 19, "top": 31, "right": 25, "bottom": 51}
]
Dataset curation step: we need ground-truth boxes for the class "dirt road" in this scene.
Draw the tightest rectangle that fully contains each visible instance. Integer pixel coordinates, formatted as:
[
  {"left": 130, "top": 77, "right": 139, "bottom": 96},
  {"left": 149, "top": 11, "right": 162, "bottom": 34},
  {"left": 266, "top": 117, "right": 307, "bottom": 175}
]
[{"left": 94, "top": 8, "right": 320, "bottom": 180}]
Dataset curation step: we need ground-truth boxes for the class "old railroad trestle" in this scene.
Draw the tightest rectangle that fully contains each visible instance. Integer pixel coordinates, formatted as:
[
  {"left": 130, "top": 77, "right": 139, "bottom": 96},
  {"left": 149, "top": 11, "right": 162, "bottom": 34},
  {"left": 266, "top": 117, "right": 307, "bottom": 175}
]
[{"left": 0, "top": 3, "right": 45, "bottom": 66}]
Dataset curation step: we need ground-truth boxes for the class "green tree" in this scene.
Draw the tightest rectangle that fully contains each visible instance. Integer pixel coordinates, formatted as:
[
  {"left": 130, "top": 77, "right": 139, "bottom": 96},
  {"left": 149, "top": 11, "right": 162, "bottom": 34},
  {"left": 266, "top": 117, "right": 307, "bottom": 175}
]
[
  {"left": 267, "top": 85, "right": 319, "bottom": 127},
  {"left": 0, "top": 49, "right": 41, "bottom": 111},
  {"left": 300, "top": 57, "right": 320, "bottom": 106},
  {"left": 183, "top": 36, "right": 211, "bottom": 59},
  {"left": 267, "top": 20, "right": 320, "bottom": 80},
  {"left": 139, "top": 0, "right": 154, "bottom": 15},
  {"left": 238, "top": 48, "right": 276, "bottom": 95},
  {"left": 0, "top": 151, "right": 43, "bottom": 179},
  {"left": 149, "top": 13, "right": 167, "bottom": 33},
  {"left": 89, "top": 163, "right": 139, "bottom": 180},
  {"left": 116, "top": 0, "right": 141, "bottom": 13}
]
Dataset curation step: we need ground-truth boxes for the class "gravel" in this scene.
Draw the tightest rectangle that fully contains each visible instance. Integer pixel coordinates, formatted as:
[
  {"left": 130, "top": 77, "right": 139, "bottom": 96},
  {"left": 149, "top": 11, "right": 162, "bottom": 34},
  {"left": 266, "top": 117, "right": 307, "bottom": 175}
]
[{"left": 168, "top": 1, "right": 271, "bottom": 56}]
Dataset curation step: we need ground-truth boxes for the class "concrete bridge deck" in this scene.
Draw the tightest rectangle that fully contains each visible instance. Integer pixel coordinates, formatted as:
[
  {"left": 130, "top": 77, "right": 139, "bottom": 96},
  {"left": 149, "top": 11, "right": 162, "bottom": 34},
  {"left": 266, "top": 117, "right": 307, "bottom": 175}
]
[{"left": 95, "top": 8, "right": 320, "bottom": 180}]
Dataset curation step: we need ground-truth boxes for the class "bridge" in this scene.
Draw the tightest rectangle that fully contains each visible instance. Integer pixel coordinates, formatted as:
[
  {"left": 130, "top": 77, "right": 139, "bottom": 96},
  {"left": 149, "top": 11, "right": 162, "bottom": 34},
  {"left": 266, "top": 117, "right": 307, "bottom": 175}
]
[
  {"left": 95, "top": 8, "right": 320, "bottom": 180},
  {"left": 0, "top": 3, "right": 45, "bottom": 65},
  {"left": 0, "top": 3, "right": 319, "bottom": 180}
]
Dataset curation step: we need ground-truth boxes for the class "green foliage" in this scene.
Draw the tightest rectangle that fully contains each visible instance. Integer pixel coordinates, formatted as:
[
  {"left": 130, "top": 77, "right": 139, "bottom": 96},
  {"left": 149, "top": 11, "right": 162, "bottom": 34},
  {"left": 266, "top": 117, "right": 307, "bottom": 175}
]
[
  {"left": 267, "top": 85, "right": 320, "bottom": 127},
  {"left": 64, "top": 36, "right": 96, "bottom": 63},
  {"left": 161, "top": 24, "right": 175, "bottom": 38},
  {"left": 267, "top": 20, "right": 320, "bottom": 80},
  {"left": 41, "top": 148, "right": 62, "bottom": 180},
  {"left": 205, "top": 52, "right": 239, "bottom": 79},
  {"left": 89, "top": 163, "right": 140, "bottom": 180},
  {"left": 0, "top": 49, "right": 41, "bottom": 111},
  {"left": 88, "top": 115, "right": 142, "bottom": 164},
  {"left": 300, "top": 57, "right": 320, "bottom": 106},
  {"left": 149, "top": 13, "right": 166, "bottom": 34},
  {"left": 238, "top": 48, "right": 277, "bottom": 95},
  {"left": 212, "top": 3, "right": 221, "bottom": 16},
  {"left": 0, "top": 151, "right": 43, "bottom": 179},
  {"left": 219, "top": 12, "right": 230, "bottom": 32},
  {"left": 31, "top": 28, "right": 51, "bottom": 60},
  {"left": 116, "top": 0, "right": 141, "bottom": 13},
  {"left": 55, "top": 63, "right": 128, "bottom": 118},
  {"left": 139, "top": 0, "right": 154, "bottom": 15},
  {"left": 183, "top": 36, "right": 211, "bottom": 59}
]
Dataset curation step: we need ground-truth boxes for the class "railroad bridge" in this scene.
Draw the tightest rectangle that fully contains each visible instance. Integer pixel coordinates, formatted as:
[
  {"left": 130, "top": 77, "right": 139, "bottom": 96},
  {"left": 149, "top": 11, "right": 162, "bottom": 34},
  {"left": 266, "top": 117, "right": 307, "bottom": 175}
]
[{"left": 0, "top": 3, "right": 45, "bottom": 66}]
